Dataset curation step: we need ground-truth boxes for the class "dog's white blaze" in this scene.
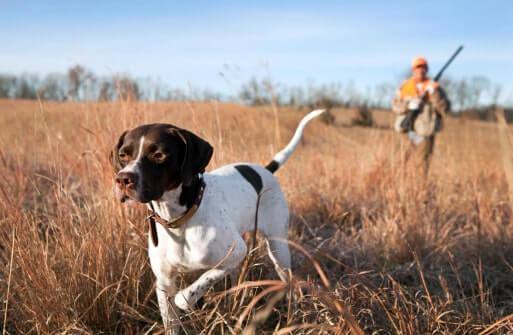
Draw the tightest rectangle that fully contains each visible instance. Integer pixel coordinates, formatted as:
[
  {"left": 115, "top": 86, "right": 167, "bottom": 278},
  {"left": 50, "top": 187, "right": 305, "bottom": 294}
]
[
  {"left": 118, "top": 136, "right": 146, "bottom": 197},
  {"left": 135, "top": 136, "right": 146, "bottom": 162},
  {"left": 120, "top": 136, "right": 145, "bottom": 174}
]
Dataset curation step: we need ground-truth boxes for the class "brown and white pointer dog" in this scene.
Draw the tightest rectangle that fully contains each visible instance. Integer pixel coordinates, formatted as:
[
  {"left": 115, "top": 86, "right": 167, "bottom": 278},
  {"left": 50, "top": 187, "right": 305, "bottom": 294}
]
[{"left": 111, "top": 109, "right": 325, "bottom": 334}]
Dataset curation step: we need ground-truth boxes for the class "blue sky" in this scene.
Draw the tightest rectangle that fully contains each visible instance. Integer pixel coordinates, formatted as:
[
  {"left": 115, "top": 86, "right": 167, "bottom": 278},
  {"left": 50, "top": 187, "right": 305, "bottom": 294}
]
[{"left": 1, "top": 0, "right": 512, "bottom": 102}]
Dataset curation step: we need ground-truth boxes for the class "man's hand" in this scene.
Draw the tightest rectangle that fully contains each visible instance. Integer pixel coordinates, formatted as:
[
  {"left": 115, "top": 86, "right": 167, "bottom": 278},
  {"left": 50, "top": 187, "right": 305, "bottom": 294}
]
[
  {"left": 426, "top": 82, "right": 438, "bottom": 95},
  {"left": 407, "top": 98, "right": 421, "bottom": 110}
]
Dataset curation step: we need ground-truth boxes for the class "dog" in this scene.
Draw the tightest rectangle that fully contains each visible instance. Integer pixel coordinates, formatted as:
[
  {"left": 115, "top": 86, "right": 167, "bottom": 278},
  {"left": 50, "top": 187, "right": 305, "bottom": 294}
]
[{"left": 110, "top": 109, "right": 325, "bottom": 334}]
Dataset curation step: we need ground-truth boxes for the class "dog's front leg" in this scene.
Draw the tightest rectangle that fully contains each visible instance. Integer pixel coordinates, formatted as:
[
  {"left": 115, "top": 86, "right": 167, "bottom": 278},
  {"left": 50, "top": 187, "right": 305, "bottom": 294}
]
[
  {"left": 174, "top": 236, "right": 247, "bottom": 311},
  {"left": 174, "top": 268, "right": 230, "bottom": 311},
  {"left": 156, "top": 277, "right": 180, "bottom": 335}
]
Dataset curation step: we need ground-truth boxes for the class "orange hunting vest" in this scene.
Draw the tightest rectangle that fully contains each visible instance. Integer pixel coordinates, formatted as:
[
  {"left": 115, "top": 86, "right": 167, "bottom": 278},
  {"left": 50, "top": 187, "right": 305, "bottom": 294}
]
[{"left": 399, "top": 77, "right": 439, "bottom": 100}]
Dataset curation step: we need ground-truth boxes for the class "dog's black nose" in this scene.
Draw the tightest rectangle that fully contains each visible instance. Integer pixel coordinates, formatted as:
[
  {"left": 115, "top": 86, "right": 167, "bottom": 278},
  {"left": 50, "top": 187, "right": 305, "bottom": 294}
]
[{"left": 115, "top": 171, "right": 138, "bottom": 189}]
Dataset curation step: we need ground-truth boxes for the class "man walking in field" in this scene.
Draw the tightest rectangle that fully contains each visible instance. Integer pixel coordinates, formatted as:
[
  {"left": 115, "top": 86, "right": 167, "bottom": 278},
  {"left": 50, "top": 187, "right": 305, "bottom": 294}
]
[{"left": 392, "top": 56, "right": 451, "bottom": 173}]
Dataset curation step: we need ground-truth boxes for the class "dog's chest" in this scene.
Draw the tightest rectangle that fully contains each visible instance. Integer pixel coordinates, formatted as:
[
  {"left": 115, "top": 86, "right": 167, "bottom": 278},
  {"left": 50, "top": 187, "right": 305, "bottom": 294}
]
[
  {"left": 147, "top": 171, "right": 261, "bottom": 277},
  {"left": 148, "top": 229, "right": 197, "bottom": 273},
  {"left": 148, "top": 218, "right": 230, "bottom": 276}
]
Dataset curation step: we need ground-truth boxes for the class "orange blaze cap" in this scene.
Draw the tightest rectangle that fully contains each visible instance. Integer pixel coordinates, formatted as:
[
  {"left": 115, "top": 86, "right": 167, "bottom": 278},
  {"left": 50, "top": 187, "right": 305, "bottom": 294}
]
[{"left": 411, "top": 56, "right": 428, "bottom": 69}]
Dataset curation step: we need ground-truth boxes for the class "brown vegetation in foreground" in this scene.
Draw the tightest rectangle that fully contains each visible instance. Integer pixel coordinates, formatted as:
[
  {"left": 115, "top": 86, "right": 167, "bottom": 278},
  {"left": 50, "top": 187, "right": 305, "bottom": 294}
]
[{"left": 1, "top": 99, "right": 513, "bottom": 334}]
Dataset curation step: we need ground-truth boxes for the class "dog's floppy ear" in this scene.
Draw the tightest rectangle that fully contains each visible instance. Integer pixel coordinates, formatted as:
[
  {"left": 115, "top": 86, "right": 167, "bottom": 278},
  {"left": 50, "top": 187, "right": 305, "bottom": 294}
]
[
  {"left": 172, "top": 128, "right": 213, "bottom": 186},
  {"left": 110, "top": 130, "right": 128, "bottom": 172}
]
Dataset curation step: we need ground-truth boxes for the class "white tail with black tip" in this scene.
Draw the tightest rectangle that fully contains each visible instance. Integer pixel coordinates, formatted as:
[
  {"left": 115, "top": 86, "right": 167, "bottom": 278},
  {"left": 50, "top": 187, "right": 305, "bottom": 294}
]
[{"left": 265, "top": 109, "right": 326, "bottom": 173}]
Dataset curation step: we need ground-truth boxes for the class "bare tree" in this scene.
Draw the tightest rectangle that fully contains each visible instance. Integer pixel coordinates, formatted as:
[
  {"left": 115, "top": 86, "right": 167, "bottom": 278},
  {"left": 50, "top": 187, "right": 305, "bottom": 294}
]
[
  {"left": 239, "top": 77, "right": 271, "bottom": 105},
  {"left": 39, "top": 74, "right": 67, "bottom": 101},
  {"left": 0, "top": 75, "right": 16, "bottom": 98},
  {"left": 374, "top": 82, "right": 395, "bottom": 108},
  {"left": 15, "top": 75, "right": 38, "bottom": 99},
  {"left": 455, "top": 78, "right": 470, "bottom": 110},
  {"left": 115, "top": 76, "right": 140, "bottom": 101},
  {"left": 490, "top": 83, "right": 503, "bottom": 107},
  {"left": 98, "top": 80, "right": 114, "bottom": 101},
  {"left": 67, "top": 65, "right": 86, "bottom": 101},
  {"left": 469, "top": 76, "right": 491, "bottom": 108}
]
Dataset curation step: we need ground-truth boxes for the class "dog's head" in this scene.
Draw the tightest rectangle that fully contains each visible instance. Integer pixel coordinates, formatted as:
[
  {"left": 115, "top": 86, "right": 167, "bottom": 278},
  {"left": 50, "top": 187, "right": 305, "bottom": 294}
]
[{"left": 110, "top": 123, "right": 213, "bottom": 203}]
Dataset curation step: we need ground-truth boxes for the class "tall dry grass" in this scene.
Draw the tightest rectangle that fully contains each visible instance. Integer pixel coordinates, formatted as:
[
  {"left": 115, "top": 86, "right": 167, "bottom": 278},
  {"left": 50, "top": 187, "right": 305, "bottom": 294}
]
[{"left": 0, "top": 99, "right": 512, "bottom": 334}]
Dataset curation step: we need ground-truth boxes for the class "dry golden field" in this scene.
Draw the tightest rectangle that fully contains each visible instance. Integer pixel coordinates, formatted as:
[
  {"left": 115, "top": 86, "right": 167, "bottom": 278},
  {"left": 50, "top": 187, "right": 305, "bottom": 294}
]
[{"left": 1, "top": 99, "right": 513, "bottom": 334}]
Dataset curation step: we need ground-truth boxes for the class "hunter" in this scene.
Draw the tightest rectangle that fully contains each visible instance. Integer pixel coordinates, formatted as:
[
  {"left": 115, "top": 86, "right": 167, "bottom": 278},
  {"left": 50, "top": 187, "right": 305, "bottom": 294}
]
[{"left": 392, "top": 56, "right": 451, "bottom": 173}]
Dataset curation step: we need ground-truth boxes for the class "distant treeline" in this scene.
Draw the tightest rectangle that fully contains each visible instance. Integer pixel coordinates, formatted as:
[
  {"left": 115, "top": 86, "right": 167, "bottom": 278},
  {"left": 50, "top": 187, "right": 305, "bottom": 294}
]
[
  {"left": 0, "top": 65, "right": 214, "bottom": 102},
  {"left": 0, "top": 64, "right": 509, "bottom": 115}
]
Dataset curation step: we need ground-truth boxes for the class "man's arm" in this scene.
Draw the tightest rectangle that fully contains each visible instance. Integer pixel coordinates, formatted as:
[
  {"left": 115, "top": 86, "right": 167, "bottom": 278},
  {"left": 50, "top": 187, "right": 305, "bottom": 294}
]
[
  {"left": 429, "top": 85, "right": 451, "bottom": 116},
  {"left": 392, "top": 88, "right": 408, "bottom": 115}
]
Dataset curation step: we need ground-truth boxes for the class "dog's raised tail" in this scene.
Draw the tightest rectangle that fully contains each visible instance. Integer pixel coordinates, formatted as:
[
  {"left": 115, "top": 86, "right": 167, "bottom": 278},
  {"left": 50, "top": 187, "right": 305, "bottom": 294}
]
[{"left": 265, "top": 109, "right": 326, "bottom": 173}]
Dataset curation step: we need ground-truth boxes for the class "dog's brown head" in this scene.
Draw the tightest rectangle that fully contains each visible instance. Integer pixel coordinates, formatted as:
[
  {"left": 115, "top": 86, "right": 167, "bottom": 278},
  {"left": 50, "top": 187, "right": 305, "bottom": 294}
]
[{"left": 110, "top": 123, "right": 213, "bottom": 203}]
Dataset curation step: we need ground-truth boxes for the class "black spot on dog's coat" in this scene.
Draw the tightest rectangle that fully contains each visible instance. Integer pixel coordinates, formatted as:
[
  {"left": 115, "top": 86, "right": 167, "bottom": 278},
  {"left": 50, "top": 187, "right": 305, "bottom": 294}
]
[{"left": 234, "top": 165, "right": 263, "bottom": 194}]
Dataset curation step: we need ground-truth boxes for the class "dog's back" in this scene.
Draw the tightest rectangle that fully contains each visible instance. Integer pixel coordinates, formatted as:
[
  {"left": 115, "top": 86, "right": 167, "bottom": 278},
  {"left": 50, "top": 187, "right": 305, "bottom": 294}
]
[{"left": 202, "top": 163, "right": 283, "bottom": 234}]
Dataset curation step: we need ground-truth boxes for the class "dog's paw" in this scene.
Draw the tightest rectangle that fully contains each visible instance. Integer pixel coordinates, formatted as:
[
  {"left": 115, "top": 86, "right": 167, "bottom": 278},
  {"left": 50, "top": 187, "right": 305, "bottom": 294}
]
[{"left": 174, "top": 292, "right": 193, "bottom": 311}]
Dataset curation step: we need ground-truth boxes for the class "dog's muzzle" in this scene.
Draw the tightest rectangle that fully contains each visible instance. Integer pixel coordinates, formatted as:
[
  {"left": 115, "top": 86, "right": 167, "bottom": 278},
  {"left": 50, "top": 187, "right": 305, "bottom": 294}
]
[{"left": 115, "top": 171, "right": 138, "bottom": 202}]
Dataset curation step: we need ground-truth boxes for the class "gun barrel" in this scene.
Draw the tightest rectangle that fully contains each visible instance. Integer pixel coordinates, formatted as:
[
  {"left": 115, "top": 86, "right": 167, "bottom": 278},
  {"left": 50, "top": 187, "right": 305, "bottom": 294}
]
[{"left": 433, "top": 45, "right": 464, "bottom": 82}]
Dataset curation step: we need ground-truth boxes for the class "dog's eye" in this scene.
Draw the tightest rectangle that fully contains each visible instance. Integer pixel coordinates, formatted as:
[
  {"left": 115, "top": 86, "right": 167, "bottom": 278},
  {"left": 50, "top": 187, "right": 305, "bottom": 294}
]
[
  {"left": 152, "top": 151, "right": 166, "bottom": 163},
  {"left": 119, "top": 152, "right": 129, "bottom": 161}
]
